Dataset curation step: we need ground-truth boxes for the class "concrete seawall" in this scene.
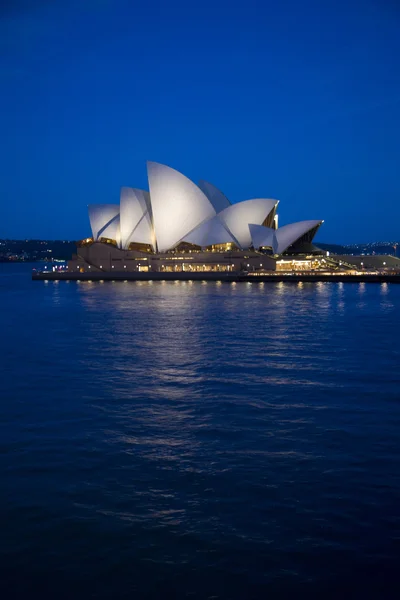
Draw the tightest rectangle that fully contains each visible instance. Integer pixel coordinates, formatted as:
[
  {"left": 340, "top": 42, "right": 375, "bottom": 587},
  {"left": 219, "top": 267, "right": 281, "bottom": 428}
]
[{"left": 32, "top": 271, "right": 400, "bottom": 283}]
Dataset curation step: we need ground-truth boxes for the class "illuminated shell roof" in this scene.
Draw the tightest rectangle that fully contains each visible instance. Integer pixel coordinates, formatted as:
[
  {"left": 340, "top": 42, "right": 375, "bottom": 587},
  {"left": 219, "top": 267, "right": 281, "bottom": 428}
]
[
  {"left": 218, "top": 199, "right": 278, "bottom": 249},
  {"left": 248, "top": 224, "right": 275, "bottom": 249},
  {"left": 120, "top": 188, "right": 153, "bottom": 249},
  {"left": 86, "top": 163, "right": 322, "bottom": 254},
  {"left": 249, "top": 220, "right": 323, "bottom": 254},
  {"left": 183, "top": 215, "right": 235, "bottom": 247},
  {"left": 198, "top": 180, "right": 231, "bottom": 213},
  {"left": 147, "top": 161, "right": 216, "bottom": 252},
  {"left": 88, "top": 204, "right": 120, "bottom": 241}
]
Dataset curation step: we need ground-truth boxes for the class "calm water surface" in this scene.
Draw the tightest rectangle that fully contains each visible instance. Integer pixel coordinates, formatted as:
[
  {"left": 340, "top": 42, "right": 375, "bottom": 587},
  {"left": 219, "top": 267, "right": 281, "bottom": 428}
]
[{"left": 1, "top": 263, "right": 400, "bottom": 599}]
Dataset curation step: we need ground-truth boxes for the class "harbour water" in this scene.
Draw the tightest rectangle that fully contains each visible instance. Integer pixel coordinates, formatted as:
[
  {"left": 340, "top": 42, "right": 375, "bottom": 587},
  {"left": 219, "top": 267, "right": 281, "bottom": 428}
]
[{"left": 1, "top": 263, "right": 400, "bottom": 599}]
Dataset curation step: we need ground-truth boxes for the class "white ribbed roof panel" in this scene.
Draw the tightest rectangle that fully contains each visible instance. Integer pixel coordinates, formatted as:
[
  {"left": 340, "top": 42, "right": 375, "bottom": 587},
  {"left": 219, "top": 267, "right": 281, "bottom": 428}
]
[
  {"left": 249, "top": 224, "right": 275, "bottom": 249},
  {"left": 274, "top": 220, "right": 323, "bottom": 254},
  {"left": 183, "top": 215, "right": 235, "bottom": 247},
  {"left": 88, "top": 204, "right": 120, "bottom": 240},
  {"left": 218, "top": 199, "right": 277, "bottom": 249},
  {"left": 198, "top": 180, "right": 231, "bottom": 213},
  {"left": 130, "top": 214, "right": 154, "bottom": 246},
  {"left": 120, "top": 188, "right": 153, "bottom": 249},
  {"left": 147, "top": 162, "right": 216, "bottom": 252},
  {"left": 101, "top": 215, "right": 121, "bottom": 247}
]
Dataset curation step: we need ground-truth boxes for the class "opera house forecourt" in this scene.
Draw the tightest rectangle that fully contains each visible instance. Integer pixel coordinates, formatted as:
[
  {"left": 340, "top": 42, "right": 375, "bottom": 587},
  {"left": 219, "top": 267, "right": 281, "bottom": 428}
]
[{"left": 33, "top": 161, "right": 400, "bottom": 282}]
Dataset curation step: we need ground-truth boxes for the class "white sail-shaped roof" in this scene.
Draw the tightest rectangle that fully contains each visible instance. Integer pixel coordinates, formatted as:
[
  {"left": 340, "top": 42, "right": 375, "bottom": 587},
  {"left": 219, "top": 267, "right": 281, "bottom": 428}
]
[
  {"left": 249, "top": 224, "right": 275, "bottom": 249},
  {"left": 198, "top": 180, "right": 231, "bottom": 213},
  {"left": 88, "top": 204, "right": 120, "bottom": 241},
  {"left": 217, "top": 199, "right": 277, "bottom": 249},
  {"left": 147, "top": 162, "right": 216, "bottom": 252},
  {"left": 120, "top": 188, "right": 153, "bottom": 249},
  {"left": 274, "top": 220, "right": 322, "bottom": 254},
  {"left": 130, "top": 212, "right": 154, "bottom": 246},
  {"left": 102, "top": 215, "right": 121, "bottom": 247},
  {"left": 183, "top": 215, "right": 236, "bottom": 247},
  {"left": 249, "top": 220, "right": 322, "bottom": 254},
  {"left": 86, "top": 162, "right": 323, "bottom": 255}
]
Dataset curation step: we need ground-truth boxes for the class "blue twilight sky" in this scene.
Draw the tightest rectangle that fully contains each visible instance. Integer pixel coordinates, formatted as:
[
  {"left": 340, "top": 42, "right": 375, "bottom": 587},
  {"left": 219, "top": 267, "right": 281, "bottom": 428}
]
[{"left": 0, "top": 0, "right": 399, "bottom": 243}]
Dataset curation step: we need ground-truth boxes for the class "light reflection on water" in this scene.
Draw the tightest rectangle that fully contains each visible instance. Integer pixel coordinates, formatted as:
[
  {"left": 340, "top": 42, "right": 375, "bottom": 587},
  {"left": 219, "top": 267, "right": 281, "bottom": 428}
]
[
  {"left": 1, "top": 272, "right": 400, "bottom": 599},
  {"left": 74, "top": 280, "right": 397, "bottom": 399}
]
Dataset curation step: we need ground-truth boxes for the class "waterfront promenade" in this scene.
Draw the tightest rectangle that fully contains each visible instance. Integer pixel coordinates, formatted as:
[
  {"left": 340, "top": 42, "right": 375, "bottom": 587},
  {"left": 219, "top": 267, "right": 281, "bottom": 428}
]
[{"left": 32, "top": 270, "right": 400, "bottom": 284}]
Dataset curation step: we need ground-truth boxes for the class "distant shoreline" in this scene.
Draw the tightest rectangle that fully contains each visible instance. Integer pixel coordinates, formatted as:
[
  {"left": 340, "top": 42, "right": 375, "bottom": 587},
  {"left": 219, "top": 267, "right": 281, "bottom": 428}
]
[{"left": 0, "top": 259, "right": 66, "bottom": 264}]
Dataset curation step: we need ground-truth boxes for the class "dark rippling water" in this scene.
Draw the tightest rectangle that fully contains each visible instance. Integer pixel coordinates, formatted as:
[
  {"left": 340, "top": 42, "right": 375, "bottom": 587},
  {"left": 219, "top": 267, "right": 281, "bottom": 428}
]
[{"left": 1, "top": 263, "right": 400, "bottom": 599}]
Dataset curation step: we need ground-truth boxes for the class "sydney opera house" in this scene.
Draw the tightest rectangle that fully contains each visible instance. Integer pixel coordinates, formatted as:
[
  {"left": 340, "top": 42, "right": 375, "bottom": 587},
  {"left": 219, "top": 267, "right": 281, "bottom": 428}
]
[{"left": 68, "top": 161, "right": 325, "bottom": 275}]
